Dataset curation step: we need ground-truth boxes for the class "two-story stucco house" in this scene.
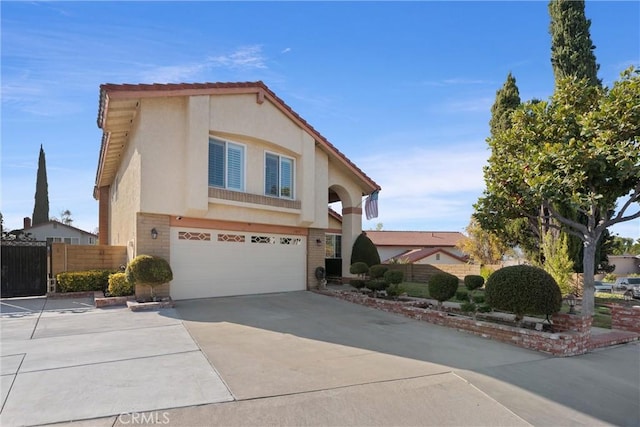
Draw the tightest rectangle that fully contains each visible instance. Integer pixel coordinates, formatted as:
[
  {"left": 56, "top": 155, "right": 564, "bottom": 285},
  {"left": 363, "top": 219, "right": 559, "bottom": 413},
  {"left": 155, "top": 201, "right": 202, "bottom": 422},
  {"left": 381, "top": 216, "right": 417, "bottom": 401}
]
[{"left": 94, "top": 81, "right": 379, "bottom": 300}]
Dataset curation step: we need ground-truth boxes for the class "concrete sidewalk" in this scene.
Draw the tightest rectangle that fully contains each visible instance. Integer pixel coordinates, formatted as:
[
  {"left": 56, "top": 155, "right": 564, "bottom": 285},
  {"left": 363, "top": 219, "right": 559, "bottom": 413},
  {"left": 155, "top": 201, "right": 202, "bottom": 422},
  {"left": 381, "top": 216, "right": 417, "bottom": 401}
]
[
  {"left": 0, "top": 296, "right": 233, "bottom": 427},
  {"left": 1, "top": 292, "right": 638, "bottom": 426}
]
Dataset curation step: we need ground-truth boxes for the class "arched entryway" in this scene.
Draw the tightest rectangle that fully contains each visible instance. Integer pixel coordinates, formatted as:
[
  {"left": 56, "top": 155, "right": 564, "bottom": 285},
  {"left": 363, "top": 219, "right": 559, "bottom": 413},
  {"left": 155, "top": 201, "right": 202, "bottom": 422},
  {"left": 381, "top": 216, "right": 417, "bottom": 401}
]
[{"left": 327, "top": 184, "right": 363, "bottom": 279}]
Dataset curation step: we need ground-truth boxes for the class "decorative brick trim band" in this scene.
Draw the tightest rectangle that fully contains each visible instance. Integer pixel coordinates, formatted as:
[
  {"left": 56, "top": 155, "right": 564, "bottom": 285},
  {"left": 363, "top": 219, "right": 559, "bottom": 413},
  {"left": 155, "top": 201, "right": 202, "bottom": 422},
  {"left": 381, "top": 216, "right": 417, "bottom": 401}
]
[
  {"left": 342, "top": 207, "right": 362, "bottom": 215},
  {"left": 316, "top": 290, "right": 592, "bottom": 357},
  {"left": 209, "top": 187, "right": 301, "bottom": 210}
]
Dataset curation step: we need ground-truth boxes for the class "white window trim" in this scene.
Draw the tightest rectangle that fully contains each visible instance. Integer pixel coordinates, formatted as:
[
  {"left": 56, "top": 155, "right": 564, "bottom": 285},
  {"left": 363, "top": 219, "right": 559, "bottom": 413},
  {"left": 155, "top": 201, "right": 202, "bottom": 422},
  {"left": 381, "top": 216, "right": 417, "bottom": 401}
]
[
  {"left": 209, "top": 137, "right": 246, "bottom": 192},
  {"left": 264, "top": 151, "right": 296, "bottom": 200},
  {"left": 325, "top": 233, "right": 342, "bottom": 259}
]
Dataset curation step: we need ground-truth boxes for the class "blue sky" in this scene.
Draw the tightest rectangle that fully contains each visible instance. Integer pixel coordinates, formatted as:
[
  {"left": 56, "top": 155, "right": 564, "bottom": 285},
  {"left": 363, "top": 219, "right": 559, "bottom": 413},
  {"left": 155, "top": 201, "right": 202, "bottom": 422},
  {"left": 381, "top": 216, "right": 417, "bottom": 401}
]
[{"left": 2, "top": 1, "right": 639, "bottom": 240}]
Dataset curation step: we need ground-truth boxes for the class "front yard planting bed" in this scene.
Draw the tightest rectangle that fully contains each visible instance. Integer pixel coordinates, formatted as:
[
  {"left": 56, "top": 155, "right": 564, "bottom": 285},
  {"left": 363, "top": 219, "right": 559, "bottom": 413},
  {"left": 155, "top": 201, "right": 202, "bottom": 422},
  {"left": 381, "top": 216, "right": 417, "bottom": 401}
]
[{"left": 316, "top": 289, "right": 592, "bottom": 356}]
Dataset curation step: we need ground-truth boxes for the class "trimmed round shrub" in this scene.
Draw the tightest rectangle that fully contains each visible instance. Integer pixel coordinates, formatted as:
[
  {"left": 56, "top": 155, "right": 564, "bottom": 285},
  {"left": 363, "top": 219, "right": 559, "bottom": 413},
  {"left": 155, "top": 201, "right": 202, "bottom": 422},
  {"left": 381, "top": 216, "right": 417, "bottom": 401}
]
[
  {"left": 464, "top": 275, "right": 485, "bottom": 291},
  {"left": 126, "top": 255, "right": 173, "bottom": 297},
  {"left": 369, "top": 265, "right": 389, "bottom": 280},
  {"left": 350, "top": 232, "right": 381, "bottom": 267},
  {"left": 108, "top": 272, "right": 134, "bottom": 297},
  {"left": 350, "top": 262, "right": 369, "bottom": 276},
  {"left": 387, "top": 284, "right": 403, "bottom": 298},
  {"left": 428, "top": 272, "right": 459, "bottom": 306},
  {"left": 477, "top": 304, "right": 492, "bottom": 313},
  {"left": 485, "top": 265, "right": 562, "bottom": 322},
  {"left": 384, "top": 270, "right": 404, "bottom": 285}
]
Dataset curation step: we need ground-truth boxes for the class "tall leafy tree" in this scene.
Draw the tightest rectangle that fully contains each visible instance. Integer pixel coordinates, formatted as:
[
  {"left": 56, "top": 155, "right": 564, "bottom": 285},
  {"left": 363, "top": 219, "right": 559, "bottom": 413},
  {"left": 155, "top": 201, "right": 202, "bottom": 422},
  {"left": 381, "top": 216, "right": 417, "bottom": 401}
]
[
  {"left": 476, "top": 74, "right": 543, "bottom": 261},
  {"left": 32, "top": 145, "right": 50, "bottom": 225},
  {"left": 549, "top": 0, "right": 600, "bottom": 87},
  {"left": 481, "top": 69, "right": 640, "bottom": 316},
  {"left": 549, "top": 0, "right": 611, "bottom": 274},
  {"left": 457, "top": 218, "right": 510, "bottom": 265}
]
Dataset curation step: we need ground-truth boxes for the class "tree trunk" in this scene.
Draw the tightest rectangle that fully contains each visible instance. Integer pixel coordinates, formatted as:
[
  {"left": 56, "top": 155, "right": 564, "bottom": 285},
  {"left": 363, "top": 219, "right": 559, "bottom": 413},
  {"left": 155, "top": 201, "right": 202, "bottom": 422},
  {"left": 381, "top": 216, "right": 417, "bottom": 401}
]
[{"left": 581, "top": 240, "right": 596, "bottom": 317}]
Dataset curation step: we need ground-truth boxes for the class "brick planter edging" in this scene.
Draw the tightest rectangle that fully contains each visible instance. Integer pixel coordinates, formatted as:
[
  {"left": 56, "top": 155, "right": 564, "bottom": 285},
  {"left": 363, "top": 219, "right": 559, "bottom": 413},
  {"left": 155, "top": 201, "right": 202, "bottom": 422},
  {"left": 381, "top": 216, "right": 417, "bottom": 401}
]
[
  {"left": 611, "top": 305, "right": 640, "bottom": 333},
  {"left": 316, "top": 290, "right": 591, "bottom": 356}
]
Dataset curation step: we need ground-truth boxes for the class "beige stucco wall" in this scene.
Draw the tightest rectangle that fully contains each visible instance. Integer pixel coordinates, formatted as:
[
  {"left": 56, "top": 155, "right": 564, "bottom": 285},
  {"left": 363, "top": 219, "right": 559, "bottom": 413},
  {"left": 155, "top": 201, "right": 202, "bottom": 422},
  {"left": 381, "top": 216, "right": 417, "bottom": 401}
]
[
  {"left": 414, "top": 252, "right": 464, "bottom": 265},
  {"left": 120, "top": 94, "right": 364, "bottom": 234},
  {"left": 109, "top": 110, "right": 142, "bottom": 250}
]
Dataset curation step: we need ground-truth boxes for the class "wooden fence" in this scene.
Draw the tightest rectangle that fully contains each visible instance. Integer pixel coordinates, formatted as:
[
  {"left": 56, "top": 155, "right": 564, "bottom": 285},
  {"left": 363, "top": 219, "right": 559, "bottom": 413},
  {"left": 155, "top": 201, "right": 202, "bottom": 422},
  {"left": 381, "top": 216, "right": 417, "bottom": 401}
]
[
  {"left": 385, "top": 263, "right": 482, "bottom": 282},
  {"left": 50, "top": 243, "right": 127, "bottom": 277}
]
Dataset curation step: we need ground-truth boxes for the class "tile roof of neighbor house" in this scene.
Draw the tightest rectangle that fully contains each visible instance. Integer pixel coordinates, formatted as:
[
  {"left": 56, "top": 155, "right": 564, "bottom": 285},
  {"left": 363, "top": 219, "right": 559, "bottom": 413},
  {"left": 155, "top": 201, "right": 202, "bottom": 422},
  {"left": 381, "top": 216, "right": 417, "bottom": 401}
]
[
  {"left": 365, "top": 231, "right": 465, "bottom": 247},
  {"left": 389, "top": 247, "right": 468, "bottom": 264},
  {"left": 95, "top": 81, "right": 380, "bottom": 195},
  {"left": 23, "top": 220, "right": 97, "bottom": 237}
]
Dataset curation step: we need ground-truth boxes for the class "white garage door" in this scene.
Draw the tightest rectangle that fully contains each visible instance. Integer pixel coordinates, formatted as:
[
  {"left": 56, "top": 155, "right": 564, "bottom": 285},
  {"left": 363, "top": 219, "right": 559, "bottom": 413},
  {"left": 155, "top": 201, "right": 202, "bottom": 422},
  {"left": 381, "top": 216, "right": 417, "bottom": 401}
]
[{"left": 170, "top": 227, "right": 306, "bottom": 300}]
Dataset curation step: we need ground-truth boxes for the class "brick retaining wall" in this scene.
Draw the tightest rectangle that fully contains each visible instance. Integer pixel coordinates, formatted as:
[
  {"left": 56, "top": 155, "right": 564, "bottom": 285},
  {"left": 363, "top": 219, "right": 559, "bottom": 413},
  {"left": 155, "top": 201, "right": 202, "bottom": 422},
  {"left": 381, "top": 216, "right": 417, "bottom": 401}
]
[
  {"left": 317, "top": 290, "right": 591, "bottom": 356},
  {"left": 611, "top": 305, "right": 640, "bottom": 333}
]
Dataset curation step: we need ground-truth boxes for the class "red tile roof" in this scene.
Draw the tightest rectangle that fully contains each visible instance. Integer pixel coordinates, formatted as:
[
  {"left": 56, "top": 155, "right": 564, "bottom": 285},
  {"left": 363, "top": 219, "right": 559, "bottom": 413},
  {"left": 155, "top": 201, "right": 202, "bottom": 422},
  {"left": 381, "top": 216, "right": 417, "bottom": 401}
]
[
  {"left": 365, "top": 230, "right": 465, "bottom": 247},
  {"left": 389, "top": 248, "right": 468, "bottom": 264},
  {"left": 97, "top": 81, "right": 380, "bottom": 194}
]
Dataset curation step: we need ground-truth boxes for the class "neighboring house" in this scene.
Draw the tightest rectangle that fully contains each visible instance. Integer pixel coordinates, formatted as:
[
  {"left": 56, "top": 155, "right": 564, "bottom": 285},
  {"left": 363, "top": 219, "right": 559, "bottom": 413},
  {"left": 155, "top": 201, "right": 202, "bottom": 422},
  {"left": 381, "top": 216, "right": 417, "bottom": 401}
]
[
  {"left": 94, "top": 81, "right": 379, "bottom": 300},
  {"left": 20, "top": 218, "right": 97, "bottom": 245},
  {"left": 609, "top": 255, "right": 640, "bottom": 276},
  {"left": 365, "top": 231, "right": 467, "bottom": 264}
]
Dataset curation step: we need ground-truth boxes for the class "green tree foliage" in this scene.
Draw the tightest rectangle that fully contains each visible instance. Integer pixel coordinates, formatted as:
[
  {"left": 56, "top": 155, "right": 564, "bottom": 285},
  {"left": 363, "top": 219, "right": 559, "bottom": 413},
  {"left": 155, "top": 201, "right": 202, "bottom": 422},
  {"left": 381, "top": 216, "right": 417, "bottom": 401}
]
[
  {"left": 457, "top": 217, "right": 509, "bottom": 264},
  {"left": 477, "top": 69, "right": 640, "bottom": 316},
  {"left": 350, "top": 232, "right": 381, "bottom": 267},
  {"left": 540, "top": 231, "right": 574, "bottom": 295},
  {"left": 549, "top": 0, "right": 600, "bottom": 87},
  {"left": 485, "top": 265, "right": 562, "bottom": 322},
  {"left": 610, "top": 236, "right": 640, "bottom": 255},
  {"left": 32, "top": 145, "right": 50, "bottom": 225},
  {"left": 489, "top": 72, "right": 522, "bottom": 136}
]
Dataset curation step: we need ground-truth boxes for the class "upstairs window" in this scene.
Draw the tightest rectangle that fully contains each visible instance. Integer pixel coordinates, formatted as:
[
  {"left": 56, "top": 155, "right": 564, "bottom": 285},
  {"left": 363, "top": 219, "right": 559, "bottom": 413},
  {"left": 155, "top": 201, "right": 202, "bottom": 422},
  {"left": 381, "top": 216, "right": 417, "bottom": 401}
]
[
  {"left": 265, "top": 153, "right": 294, "bottom": 199},
  {"left": 209, "top": 138, "right": 245, "bottom": 191}
]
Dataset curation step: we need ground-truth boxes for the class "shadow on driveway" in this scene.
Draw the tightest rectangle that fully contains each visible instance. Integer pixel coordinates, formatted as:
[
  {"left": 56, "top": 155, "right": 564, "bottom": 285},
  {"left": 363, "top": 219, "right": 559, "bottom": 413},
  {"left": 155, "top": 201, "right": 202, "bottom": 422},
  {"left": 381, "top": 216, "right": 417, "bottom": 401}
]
[{"left": 167, "top": 291, "right": 640, "bottom": 427}]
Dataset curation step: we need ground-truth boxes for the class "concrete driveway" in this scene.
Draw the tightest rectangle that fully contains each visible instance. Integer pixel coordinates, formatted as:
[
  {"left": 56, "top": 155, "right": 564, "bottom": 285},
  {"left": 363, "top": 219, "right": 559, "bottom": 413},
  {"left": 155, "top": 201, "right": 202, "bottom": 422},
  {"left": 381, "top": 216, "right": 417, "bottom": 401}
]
[{"left": 1, "top": 291, "right": 638, "bottom": 426}]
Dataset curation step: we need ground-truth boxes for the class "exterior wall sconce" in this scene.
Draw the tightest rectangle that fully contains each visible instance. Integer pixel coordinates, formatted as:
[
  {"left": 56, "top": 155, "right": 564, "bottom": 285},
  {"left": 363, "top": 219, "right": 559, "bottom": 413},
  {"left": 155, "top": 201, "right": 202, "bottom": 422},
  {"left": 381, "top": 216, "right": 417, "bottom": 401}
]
[
  {"left": 566, "top": 293, "right": 576, "bottom": 314},
  {"left": 316, "top": 238, "right": 323, "bottom": 246},
  {"left": 151, "top": 228, "right": 158, "bottom": 240}
]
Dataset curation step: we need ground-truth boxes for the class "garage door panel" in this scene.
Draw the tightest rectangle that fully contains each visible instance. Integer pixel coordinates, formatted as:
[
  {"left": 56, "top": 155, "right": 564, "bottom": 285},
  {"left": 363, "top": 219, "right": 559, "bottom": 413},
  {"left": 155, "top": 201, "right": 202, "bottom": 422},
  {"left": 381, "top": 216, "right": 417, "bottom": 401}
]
[{"left": 170, "top": 228, "right": 306, "bottom": 300}]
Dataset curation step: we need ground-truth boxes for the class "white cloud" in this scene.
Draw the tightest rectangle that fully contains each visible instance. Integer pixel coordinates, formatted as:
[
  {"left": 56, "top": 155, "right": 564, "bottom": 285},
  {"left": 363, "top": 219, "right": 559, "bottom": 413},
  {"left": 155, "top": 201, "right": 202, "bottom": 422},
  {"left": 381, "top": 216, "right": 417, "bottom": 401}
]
[{"left": 281, "top": 47, "right": 292, "bottom": 54}]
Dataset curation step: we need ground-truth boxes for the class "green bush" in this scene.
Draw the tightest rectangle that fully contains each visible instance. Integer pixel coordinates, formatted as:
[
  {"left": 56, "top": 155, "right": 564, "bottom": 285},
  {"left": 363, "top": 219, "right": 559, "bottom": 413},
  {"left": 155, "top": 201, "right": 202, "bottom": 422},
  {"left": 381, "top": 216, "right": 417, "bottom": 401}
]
[
  {"left": 350, "top": 262, "right": 369, "bottom": 276},
  {"left": 460, "top": 301, "right": 476, "bottom": 313},
  {"left": 126, "top": 255, "right": 173, "bottom": 297},
  {"left": 456, "top": 290, "right": 469, "bottom": 301},
  {"left": 464, "top": 275, "right": 485, "bottom": 291},
  {"left": 383, "top": 270, "right": 404, "bottom": 285},
  {"left": 367, "top": 278, "right": 389, "bottom": 292},
  {"left": 369, "top": 265, "right": 388, "bottom": 279},
  {"left": 477, "top": 304, "right": 492, "bottom": 313},
  {"left": 472, "top": 294, "right": 485, "bottom": 304},
  {"left": 350, "top": 233, "right": 381, "bottom": 267},
  {"left": 387, "top": 284, "right": 403, "bottom": 298},
  {"left": 485, "top": 265, "right": 562, "bottom": 322},
  {"left": 428, "top": 272, "right": 459, "bottom": 307},
  {"left": 350, "top": 279, "right": 366, "bottom": 289},
  {"left": 107, "top": 272, "right": 134, "bottom": 296},
  {"left": 56, "top": 270, "right": 115, "bottom": 293}
]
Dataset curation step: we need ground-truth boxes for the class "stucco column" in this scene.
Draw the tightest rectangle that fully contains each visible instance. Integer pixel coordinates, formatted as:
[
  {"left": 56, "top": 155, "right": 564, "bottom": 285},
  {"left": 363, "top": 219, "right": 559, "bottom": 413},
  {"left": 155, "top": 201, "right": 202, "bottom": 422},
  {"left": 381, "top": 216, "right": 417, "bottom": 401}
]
[
  {"left": 184, "top": 95, "right": 210, "bottom": 217},
  {"left": 341, "top": 206, "right": 362, "bottom": 277}
]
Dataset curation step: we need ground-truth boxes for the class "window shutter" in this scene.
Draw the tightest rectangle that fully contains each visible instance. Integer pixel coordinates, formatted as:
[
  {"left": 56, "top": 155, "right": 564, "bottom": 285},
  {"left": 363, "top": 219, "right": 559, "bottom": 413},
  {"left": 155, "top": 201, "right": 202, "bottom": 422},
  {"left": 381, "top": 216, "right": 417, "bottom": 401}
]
[
  {"left": 227, "top": 144, "right": 244, "bottom": 190},
  {"left": 208, "top": 140, "right": 225, "bottom": 187},
  {"left": 280, "top": 157, "right": 293, "bottom": 198}
]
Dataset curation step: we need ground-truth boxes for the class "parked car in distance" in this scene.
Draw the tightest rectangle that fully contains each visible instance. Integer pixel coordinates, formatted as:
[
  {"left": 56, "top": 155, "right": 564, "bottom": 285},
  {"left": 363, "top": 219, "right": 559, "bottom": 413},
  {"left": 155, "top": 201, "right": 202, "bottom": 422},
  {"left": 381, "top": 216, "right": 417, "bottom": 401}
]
[
  {"left": 614, "top": 277, "right": 640, "bottom": 291},
  {"left": 593, "top": 281, "right": 613, "bottom": 292}
]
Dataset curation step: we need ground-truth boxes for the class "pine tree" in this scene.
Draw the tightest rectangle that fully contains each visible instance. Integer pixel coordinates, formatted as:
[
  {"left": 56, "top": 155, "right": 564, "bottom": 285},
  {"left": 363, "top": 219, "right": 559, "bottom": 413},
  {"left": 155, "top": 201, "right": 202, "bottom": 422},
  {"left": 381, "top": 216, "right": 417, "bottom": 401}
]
[
  {"left": 32, "top": 145, "right": 50, "bottom": 225},
  {"left": 489, "top": 73, "right": 521, "bottom": 137},
  {"left": 549, "top": 0, "right": 600, "bottom": 87}
]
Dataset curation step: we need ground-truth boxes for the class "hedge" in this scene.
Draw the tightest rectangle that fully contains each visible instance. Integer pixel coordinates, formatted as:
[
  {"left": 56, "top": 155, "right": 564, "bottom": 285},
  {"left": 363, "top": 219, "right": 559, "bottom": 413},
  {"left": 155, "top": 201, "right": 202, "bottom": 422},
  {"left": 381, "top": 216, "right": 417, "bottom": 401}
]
[{"left": 56, "top": 270, "right": 116, "bottom": 293}]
